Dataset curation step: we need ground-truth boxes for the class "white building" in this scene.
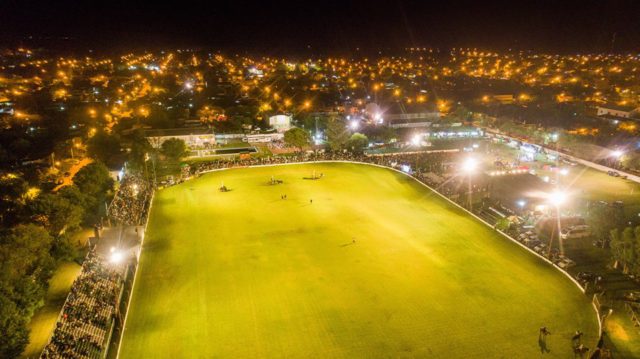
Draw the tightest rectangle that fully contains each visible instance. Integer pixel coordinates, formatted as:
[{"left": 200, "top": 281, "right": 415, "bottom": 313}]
[
  {"left": 269, "top": 114, "right": 292, "bottom": 132},
  {"left": 596, "top": 105, "right": 640, "bottom": 119},
  {"left": 145, "top": 128, "right": 216, "bottom": 149}
]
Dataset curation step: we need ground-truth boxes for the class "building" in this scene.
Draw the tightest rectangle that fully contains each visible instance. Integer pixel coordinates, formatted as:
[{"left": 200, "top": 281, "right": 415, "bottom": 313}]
[
  {"left": 384, "top": 103, "right": 440, "bottom": 128},
  {"left": 145, "top": 127, "right": 216, "bottom": 149},
  {"left": 269, "top": 114, "right": 292, "bottom": 132},
  {"left": 492, "top": 94, "right": 515, "bottom": 104},
  {"left": 596, "top": 104, "right": 640, "bottom": 119}
]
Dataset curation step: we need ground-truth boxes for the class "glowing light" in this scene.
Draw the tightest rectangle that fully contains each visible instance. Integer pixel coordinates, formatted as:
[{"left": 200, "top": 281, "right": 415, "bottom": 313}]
[
  {"left": 110, "top": 251, "right": 123, "bottom": 264},
  {"left": 611, "top": 150, "right": 624, "bottom": 158},
  {"left": 349, "top": 120, "right": 359, "bottom": 130},
  {"left": 548, "top": 190, "right": 567, "bottom": 207},
  {"left": 461, "top": 158, "right": 477, "bottom": 173}
]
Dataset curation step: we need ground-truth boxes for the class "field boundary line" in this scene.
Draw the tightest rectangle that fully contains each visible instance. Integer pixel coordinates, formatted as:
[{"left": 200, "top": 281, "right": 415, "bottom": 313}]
[{"left": 115, "top": 191, "right": 155, "bottom": 359}]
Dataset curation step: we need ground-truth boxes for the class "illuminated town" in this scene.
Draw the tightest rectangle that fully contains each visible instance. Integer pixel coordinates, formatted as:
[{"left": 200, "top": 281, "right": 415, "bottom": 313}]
[{"left": 1, "top": 1, "right": 640, "bottom": 358}]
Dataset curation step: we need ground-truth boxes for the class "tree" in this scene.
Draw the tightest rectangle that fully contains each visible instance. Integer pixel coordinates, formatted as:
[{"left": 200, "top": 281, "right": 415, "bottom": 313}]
[
  {"left": 0, "top": 224, "right": 55, "bottom": 316},
  {"left": 0, "top": 176, "right": 29, "bottom": 225},
  {"left": 325, "top": 116, "right": 349, "bottom": 151},
  {"left": 73, "top": 162, "right": 113, "bottom": 196},
  {"left": 0, "top": 296, "right": 29, "bottom": 359},
  {"left": 0, "top": 224, "right": 54, "bottom": 358},
  {"left": 161, "top": 138, "right": 189, "bottom": 161},
  {"left": 72, "top": 162, "right": 113, "bottom": 224},
  {"left": 453, "top": 105, "right": 472, "bottom": 122},
  {"left": 27, "top": 193, "right": 83, "bottom": 237},
  {"left": 283, "top": 127, "right": 311, "bottom": 151},
  {"left": 621, "top": 227, "right": 637, "bottom": 273},
  {"left": 635, "top": 226, "right": 640, "bottom": 275},
  {"left": 127, "top": 129, "right": 152, "bottom": 173},
  {"left": 346, "top": 133, "right": 369, "bottom": 154},
  {"left": 587, "top": 201, "right": 624, "bottom": 245},
  {"left": 87, "top": 131, "right": 121, "bottom": 167},
  {"left": 611, "top": 226, "right": 640, "bottom": 274}
]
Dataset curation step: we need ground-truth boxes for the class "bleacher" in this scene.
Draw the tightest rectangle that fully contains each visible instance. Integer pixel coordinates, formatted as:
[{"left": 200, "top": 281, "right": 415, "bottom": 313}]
[{"left": 41, "top": 249, "right": 123, "bottom": 359}]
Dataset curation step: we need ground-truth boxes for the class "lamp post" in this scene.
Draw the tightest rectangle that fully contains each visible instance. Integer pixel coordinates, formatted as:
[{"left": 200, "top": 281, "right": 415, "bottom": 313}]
[
  {"left": 611, "top": 150, "right": 624, "bottom": 169},
  {"left": 461, "top": 158, "right": 477, "bottom": 210},
  {"left": 548, "top": 190, "right": 567, "bottom": 257}
]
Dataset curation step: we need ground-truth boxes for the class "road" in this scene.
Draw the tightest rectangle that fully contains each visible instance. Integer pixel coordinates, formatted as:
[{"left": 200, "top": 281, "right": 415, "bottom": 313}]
[{"left": 53, "top": 157, "right": 92, "bottom": 192}]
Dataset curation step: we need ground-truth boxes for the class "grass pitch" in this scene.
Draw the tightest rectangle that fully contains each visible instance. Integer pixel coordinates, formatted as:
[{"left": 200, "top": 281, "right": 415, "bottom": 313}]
[{"left": 120, "top": 162, "right": 598, "bottom": 358}]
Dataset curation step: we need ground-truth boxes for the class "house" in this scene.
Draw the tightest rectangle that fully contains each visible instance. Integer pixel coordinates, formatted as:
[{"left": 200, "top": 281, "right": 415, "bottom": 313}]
[
  {"left": 596, "top": 104, "right": 640, "bottom": 119},
  {"left": 492, "top": 94, "right": 515, "bottom": 104}
]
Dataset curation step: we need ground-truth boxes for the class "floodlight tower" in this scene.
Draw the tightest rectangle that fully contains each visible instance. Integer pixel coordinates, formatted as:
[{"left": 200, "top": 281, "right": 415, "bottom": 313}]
[
  {"left": 548, "top": 190, "right": 567, "bottom": 257},
  {"left": 461, "top": 158, "right": 477, "bottom": 210}
]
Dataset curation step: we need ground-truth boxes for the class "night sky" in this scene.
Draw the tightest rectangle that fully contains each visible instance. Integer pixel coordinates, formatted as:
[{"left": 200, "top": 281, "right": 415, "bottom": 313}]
[{"left": 2, "top": 0, "right": 640, "bottom": 54}]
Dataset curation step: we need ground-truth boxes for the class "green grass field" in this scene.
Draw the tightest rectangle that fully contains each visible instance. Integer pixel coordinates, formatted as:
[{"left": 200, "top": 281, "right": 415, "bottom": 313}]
[{"left": 120, "top": 162, "right": 599, "bottom": 358}]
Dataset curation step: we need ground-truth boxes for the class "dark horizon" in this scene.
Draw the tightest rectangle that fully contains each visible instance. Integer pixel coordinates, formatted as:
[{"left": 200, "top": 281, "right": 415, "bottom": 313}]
[{"left": 2, "top": 0, "right": 640, "bottom": 55}]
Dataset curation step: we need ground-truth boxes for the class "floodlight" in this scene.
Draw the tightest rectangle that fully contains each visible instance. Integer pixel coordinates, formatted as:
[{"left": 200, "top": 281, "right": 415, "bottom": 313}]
[
  {"left": 110, "top": 251, "right": 123, "bottom": 264},
  {"left": 548, "top": 190, "right": 567, "bottom": 207},
  {"left": 461, "top": 158, "right": 477, "bottom": 173}
]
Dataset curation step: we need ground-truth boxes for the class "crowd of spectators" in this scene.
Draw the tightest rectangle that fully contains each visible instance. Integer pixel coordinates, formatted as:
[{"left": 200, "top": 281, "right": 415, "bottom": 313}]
[
  {"left": 185, "top": 151, "right": 447, "bottom": 177},
  {"left": 41, "top": 248, "right": 122, "bottom": 359},
  {"left": 181, "top": 151, "right": 460, "bottom": 194},
  {"left": 108, "top": 175, "right": 152, "bottom": 226}
]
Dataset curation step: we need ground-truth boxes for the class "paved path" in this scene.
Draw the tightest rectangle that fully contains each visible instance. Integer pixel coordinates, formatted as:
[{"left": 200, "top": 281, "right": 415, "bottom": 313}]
[{"left": 53, "top": 157, "right": 93, "bottom": 192}]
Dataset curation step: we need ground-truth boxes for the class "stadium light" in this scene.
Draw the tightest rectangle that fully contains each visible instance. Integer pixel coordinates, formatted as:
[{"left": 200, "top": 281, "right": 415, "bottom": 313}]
[
  {"left": 461, "top": 158, "right": 478, "bottom": 210},
  {"left": 547, "top": 189, "right": 568, "bottom": 257},
  {"left": 548, "top": 190, "right": 567, "bottom": 207},
  {"left": 461, "top": 158, "right": 477, "bottom": 173},
  {"left": 611, "top": 150, "right": 624, "bottom": 159},
  {"left": 110, "top": 251, "right": 123, "bottom": 264},
  {"left": 411, "top": 135, "right": 421, "bottom": 146}
]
